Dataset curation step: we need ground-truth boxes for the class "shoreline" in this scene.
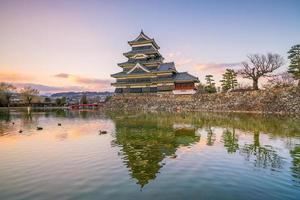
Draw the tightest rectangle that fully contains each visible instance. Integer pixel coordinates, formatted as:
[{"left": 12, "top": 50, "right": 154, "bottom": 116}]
[
  {"left": 104, "top": 87, "right": 300, "bottom": 116},
  {"left": 1, "top": 86, "right": 299, "bottom": 117}
]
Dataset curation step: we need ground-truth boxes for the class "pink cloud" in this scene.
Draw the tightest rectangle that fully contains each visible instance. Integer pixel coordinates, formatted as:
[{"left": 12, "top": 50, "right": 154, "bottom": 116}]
[
  {"left": 165, "top": 51, "right": 244, "bottom": 85},
  {"left": 193, "top": 62, "right": 241, "bottom": 73},
  {"left": 0, "top": 72, "right": 113, "bottom": 94},
  {"left": 166, "top": 51, "right": 241, "bottom": 74},
  {"left": 11, "top": 83, "right": 85, "bottom": 94},
  {"left": 12, "top": 82, "right": 113, "bottom": 94},
  {"left": 166, "top": 51, "right": 182, "bottom": 59},
  {"left": 165, "top": 51, "right": 194, "bottom": 67},
  {"left": 54, "top": 73, "right": 112, "bottom": 91},
  {"left": 176, "top": 59, "right": 194, "bottom": 67},
  {"left": 192, "top": 62, "right": 243, "bottom": 84},
  {"left": 73, "top": 76, "right": 111, "bottom": 85}
]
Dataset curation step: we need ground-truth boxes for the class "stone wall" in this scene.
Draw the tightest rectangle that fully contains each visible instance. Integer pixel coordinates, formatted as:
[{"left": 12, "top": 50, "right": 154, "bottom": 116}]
[{"left": 105, "top": 87, "right": 300, "bottom": 115}]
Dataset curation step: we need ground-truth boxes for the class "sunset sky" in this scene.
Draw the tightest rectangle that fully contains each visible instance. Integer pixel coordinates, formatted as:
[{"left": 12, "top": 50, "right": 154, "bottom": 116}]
[{"left": 0, "top": 0, "right": 299, "bottom": 94}]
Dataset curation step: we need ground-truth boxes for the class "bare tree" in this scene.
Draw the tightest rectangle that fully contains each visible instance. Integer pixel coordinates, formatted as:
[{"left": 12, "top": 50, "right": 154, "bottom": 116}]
[
  {"left": 0, "top": 82, "right": 16, "bottom": 107},
  {"left": 20, "top": 86, "right": 39, "bottom": 106},
  {"left": 239, "top": 53, "right": 284, "bottom": 90}
]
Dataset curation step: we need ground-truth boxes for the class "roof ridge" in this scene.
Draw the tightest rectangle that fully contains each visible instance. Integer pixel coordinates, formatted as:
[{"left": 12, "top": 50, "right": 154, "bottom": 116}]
[
  {"left": 128, "top": 31, "right": 160, "bottom": 49},
  {"left": 134, "top": 31, "right": 152, "bottom": 41}
]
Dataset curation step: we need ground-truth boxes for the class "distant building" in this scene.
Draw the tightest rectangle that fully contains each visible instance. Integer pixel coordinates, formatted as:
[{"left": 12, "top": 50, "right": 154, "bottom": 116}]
[
  {"left": 50, "top": 92, "right": 112, "bottom": 104},
  {"left": 111, "top": 31, "right": 199, "bottom": 94},
  {"left": 10, "top": 93, "right": 22, "bottom": 105}
]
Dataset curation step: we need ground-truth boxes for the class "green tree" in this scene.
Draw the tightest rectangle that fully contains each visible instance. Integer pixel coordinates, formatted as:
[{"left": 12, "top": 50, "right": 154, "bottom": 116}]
[
  {"left": 44, "top": 97, "right": 51, "bottom": 103},
  {"left": 20, "top": 86, "right": 39, "bottom": 106},
  {"left": 287, "top": 44, "right": 300, "bottom": 86},
  {"left": 55, "top": 98, "right": 62, "bottom": 106},
  {"left": 222, "top": 128, "right": 239, "bottom": 153},
  {"left": 61, "top": 96, "right": 66, "bottom": 106},
  {"left": 290, "top": 146, "right": 300, "bottom": 185},
  {"left": 239, "top": 53, "right": 284, "bottom": 90},
  {"left": 206, "top": 126, "right": 216, "bottom": 146},
  {"left": 55, "top": 97, "right": 67, "bottom": 106},
  {"left": 241, "top": 131, "right": 283, "bottom": 169},
  {"left": 204, "top": 75, "right": 217, "bottom": 93},
  {"left": 80, "top": 94, "right": 88, "bottom": 104},
  {"left": 220, "top": 69, "right": 238, "bottom": 91},
  {"left": 0, "top": 82, "right": 16, "bottom": 107}
]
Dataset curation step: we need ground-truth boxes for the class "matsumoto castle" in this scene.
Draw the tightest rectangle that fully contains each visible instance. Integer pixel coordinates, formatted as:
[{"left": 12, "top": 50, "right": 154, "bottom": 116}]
[{"left": 111, "top": 31, "right": 199, "bottom": 94}]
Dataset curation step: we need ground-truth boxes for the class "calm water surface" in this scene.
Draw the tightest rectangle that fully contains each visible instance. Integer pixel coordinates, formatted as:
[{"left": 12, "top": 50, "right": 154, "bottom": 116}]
[{"left": 0, "top": 108, "right": 300, "bottom": 200}]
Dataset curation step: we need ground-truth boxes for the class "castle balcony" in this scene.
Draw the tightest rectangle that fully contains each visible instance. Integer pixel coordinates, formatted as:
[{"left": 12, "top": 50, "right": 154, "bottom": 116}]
[
  {"left": 123, "top": 48, "right": 161, "bottom": 58},
  {"left": 118, "top": 57, "right": 164, "bottom": 67},
  {"left": 114, "top": 78, "right": 153, "bottom": 84},
  {"left": 111, "top": 81, "right": 155, "bottom": 87}
]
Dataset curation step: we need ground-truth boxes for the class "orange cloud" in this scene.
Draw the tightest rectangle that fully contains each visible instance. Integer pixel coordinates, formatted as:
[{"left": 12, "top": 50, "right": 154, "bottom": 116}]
[
  {"left": 0, "top": 72, "right": 34, "bottom": 82},
  {"left": 54, "top": 73, "right": 70, "bottom": 78}
]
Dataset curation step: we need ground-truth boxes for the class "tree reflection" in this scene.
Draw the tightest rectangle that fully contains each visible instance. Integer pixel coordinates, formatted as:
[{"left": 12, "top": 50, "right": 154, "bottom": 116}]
[
  {"left": 206, "top": 126, "right": 216, "bottom": 146},
  {"left": 290, "top": 146, "right": 300, "bottom": 185},
  {"left": 1, "top": 109, "right": 299, "bottom": 188},
  {"left": 222, "top": 128, "right": 239, "bottom": 153},
  {"left": 0, "top": 109, "right": 11, "bottom": 135},
  {"left": 111, "top": 116, "right": 200, "bottom": 188},
  {"left": 241, "top": 131, "right": 283, "bottom": 169},
  {"left": 0, "top": 108, "right": 10, "bottom": 121}
]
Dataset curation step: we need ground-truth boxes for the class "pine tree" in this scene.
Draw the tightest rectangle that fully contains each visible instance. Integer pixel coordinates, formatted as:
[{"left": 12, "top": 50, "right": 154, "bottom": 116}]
[
  {"left": 220, "top": 69, "right": 238, "bottom": 91},
  {"left": 287, "top": 44, "right": 300, "bottom": 86},
  {"left": 204, "top": 75, "right": 217, "bottom": 93}
]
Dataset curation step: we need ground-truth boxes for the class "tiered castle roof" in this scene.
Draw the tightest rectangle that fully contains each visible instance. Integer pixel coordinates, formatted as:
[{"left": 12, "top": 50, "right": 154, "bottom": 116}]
[
  {"left": 111, "top": 31, "right": 199, "bottom": 83},
  {"left": 127, "top": 30, "right": 160, "bottom": 49}
]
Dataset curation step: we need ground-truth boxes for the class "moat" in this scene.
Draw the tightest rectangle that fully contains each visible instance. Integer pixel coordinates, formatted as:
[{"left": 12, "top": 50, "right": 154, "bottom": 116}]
[{"left": 0, "top": 108, "right": 300, "bottom": 200}]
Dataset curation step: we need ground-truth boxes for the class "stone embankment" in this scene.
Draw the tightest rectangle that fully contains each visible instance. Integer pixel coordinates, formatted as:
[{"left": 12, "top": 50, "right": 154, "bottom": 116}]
[{"left": 105, "top": 87, "right": 300, "bottom": 115}]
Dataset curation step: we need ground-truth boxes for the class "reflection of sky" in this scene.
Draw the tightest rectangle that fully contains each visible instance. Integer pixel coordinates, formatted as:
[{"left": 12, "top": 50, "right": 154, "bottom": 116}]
[
  {"left": 1, "top": 110, "right": 300, "bottom": 198},
  {"left": 0, "top": 0, "right": 300, "bottom": 93},
  {"left": 0, "top": 113, "right": 115, "bottom": 146}
]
